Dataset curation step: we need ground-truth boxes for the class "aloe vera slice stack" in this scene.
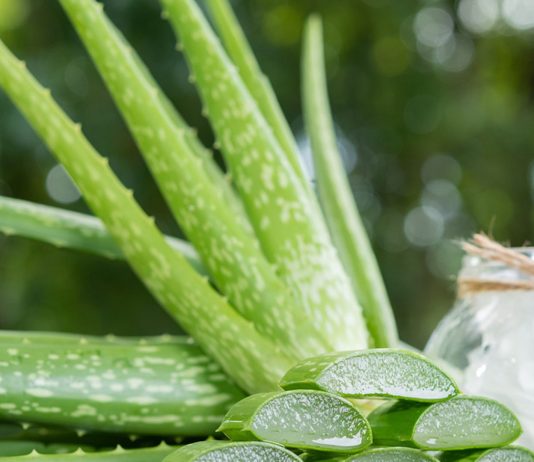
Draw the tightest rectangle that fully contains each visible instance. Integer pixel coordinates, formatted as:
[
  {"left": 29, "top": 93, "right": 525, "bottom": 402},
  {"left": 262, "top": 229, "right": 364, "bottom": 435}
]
[
  {"left": 164, "top": 441, "right": 300, "bottom": 462},
  {"left": 217, "top": 390, "right": 372, "bottom": 453},
  {"left": 440, "top": 446, "right": 534, "bottom": 462},
  {"left": 368, "top": 396, "right": 522, "bottom": 450},
  {"left": 280, "top": 349, "right": 458, "bottom": 402},
  {"left": 304, "top": 447, "right": 439, "bottom": 461}
]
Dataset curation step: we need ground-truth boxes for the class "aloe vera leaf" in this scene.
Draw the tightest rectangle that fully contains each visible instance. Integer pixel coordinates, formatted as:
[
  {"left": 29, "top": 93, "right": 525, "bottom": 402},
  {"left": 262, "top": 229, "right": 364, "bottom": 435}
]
[
  {"left": 0, "top": 441, "right": 93, "bottom": 456},
  {"left": 0, "top": 331, "right": 245, "bottom": 435},
  {"left": 367, "top": 396, "right": 522, "bottom": 451},
  {"left": 302, "top": 15, "right": 397, "bottom": 348},
  {"left": 303, "top": 447, "right": 439, "bottom": 462},
  {"left": 59, "top": 0, "right": 319, "bottom": 360},
  {"left": 217, "top": 390, "right": 372, "bottom": 453},
  {"left": 280, "top": 349, "right": 459, "bottom": 402},
  {"left": 0, "top": 40, "right": 293, "bottom": 393},
  {"left": 0, "top": 196, "right": 206, "bottom": 274},
  {"left": 0, "top": 443, "right": 176, "bottom": 461},
  {"left": 205, "top": 0, "right": 308, "bottom": 191},
  {"left": 164, "top": 440, "right": 301, "bottom": 462},
  {"left": 440, "top": 446, "right": 534, "bottom": 462},
  {"left": 162, "top": 0, "right": 369, "bottom": 352}
]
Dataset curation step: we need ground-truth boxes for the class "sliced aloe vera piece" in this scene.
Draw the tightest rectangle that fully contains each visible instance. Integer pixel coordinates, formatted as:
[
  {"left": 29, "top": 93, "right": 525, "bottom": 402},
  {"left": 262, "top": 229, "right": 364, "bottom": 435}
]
[
  {"left": 440, "top": 446, "right": 534, "bottom": 462},
  {"left": 164, "top": 441, "right": 300, "bottom": 462},
  {"left": 217, "top": 390, "right": 372, "bottom": 453},
  {"left": 304, "top": 447, "right": 438, "bottom": 461},
  {"left": 280, "top": 349, "right": 458, "bottom": 402},
  {"left": 368, "top": 396, "right": 522, "bottom": 451}
]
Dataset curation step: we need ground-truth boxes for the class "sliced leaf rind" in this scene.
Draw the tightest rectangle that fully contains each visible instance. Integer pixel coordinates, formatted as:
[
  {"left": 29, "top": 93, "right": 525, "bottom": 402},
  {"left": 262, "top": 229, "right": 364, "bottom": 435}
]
[
  {"left": 164, "top": 441, "right": 300, "bottom": 462},
  {"left": 280, "top": 349, "right": 459, "bottom": 402},
  {"left": 368, "top": 396, "right": 522, "bottom": 451},
  {"left": 218, "top": 390, "right": 372, "bottom": 453},
  {"left": 440, "top": 446, "right": 534, "bottom": 462}
]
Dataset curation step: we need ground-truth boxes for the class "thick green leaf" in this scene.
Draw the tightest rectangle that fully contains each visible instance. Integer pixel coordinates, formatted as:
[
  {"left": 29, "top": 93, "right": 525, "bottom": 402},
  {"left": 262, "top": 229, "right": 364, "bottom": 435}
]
[
  {"left": 0, "top": 331, "right": 244, "bottom": 435},
  {"left": 162, "top": 0, "right": 369, "bottom": 353},
  {"left": 218, "top": 390, "right": 372, "bottom": 453},
  {"left": 0, "top": 39, "right": 292, "bottom": 393},
  {"left": 302, "top": 15, "right": 397, "bottom": 348},
  {"left": 0, "top": 196, "right": 205, "bottom": 274},
  {"left": 368, "top": 396, "right": 522, "bottom": 450},
  {"left": 0, "top": 443, "right": 176, "bottom": 461},
  {"left": 59, "top": 0, "right": 317, "bottom": 362},
  {"left": 205, "top": 0, "right": 308, "bottom": 191},
  {"left": 440, "top": 446, "right": 534, "bottom": 462},
  {"left": 280, "top": 349, "right": 458, "bottom": 402},
  {"left": 164, "top": 441, "right": 300, "bottom": 462}
]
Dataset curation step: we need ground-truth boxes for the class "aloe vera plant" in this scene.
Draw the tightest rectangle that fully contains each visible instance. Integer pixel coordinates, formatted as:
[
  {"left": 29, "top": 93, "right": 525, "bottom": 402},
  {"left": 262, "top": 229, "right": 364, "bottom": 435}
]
[{"left": 0, "top": 1, "right": 528, "bottom": 461}]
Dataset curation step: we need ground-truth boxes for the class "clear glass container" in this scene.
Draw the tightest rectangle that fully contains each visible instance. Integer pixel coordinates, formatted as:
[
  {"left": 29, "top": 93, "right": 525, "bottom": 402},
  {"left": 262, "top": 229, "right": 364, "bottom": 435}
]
[{"left": 425, "top": 251, "right": 534, "bottom": 449}]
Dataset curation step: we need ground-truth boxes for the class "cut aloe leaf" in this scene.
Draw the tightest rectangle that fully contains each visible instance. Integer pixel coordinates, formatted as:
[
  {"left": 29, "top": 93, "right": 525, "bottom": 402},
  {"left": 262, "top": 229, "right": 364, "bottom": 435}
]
[
  {"left": 304, "top": 447, "right": 439, "bottom": 461},
  {"left": 0, "top": 443, "right": 176, "bottom": 461},
  {"left": 440, "top": 446, "right": 534, "bottom": 462},
  {"left": 368, "top": 396, "right": 522, "bottom": 450},
  {"left": 0, "top": 331, "right": 244, "bottom": 436},
  {"left": 164, "top": 441, "right": 300, "bottom": 462},
  {"left": 280, "top": 349, "right": 459, "bottom": 402},
  {"left": 217, "top": 390, "right": 372, "bottom": 453},
  {"left": 0, "top": 196, "right": 206, "bottom": 274}
]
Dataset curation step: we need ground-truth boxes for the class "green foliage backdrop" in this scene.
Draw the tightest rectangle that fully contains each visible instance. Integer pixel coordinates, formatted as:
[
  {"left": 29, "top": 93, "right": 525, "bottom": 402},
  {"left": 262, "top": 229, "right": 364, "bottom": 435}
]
[{"left": 1, "top": 0, "right": 533, "bottom": 347}]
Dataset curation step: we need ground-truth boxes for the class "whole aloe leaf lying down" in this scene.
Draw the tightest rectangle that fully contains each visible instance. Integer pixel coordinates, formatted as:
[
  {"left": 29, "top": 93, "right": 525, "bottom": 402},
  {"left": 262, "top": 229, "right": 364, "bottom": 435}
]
[{"left": 0, "top": 331, "right": 244, "bottom": 436}]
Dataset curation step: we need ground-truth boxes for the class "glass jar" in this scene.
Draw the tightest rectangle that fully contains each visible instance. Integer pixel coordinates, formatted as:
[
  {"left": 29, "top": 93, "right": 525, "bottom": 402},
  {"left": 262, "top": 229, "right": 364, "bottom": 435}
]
[{"left": 425, "top": 248, "right": 534, "bottom": 449}]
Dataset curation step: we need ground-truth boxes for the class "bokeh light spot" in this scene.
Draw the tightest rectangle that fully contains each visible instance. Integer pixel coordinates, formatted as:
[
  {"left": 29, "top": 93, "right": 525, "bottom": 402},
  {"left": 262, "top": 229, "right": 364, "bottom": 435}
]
[
  {"left": 503, "top": 0, "right": 534, "bottom": 30},
  {"left": 421, "top": 154, "right": 463, "bottom": 185},
  {"left": 404, "top": 206, "right": 445, "bottom": 247},
  {"left": 45, "top": 164, "right": 81, "bottom": 205},
  {"left": 458, "top": 0, "right": 500, "bottom": 34},
  {"left": 414, "top": 7, "right": 454, "bottom": 48}
]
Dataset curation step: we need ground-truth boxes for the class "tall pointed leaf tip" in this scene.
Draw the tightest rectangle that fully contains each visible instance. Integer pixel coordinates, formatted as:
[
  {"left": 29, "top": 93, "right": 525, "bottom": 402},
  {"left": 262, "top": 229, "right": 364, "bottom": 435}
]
[
  {"left": 161, "top": 0, "right": 370, "bottom": 353},
  {"left": 303, "top": 14, "right": 398, "bottom": 348},
  {"left": 59, "top": 0, "right": 324, "bottom": 361}
]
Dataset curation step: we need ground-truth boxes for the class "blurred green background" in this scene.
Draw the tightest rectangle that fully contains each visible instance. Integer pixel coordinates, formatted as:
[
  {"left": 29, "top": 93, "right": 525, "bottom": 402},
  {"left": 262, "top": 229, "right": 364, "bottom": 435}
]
[{"left": 1, "top": 0, "right": 533, "bottom": 348}]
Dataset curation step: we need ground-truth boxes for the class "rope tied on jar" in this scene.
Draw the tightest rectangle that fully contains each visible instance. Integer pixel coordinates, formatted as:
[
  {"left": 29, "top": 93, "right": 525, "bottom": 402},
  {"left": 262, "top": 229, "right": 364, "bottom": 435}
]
[{"left": 458, "top": 233, "right": 534, "bottom": 296}]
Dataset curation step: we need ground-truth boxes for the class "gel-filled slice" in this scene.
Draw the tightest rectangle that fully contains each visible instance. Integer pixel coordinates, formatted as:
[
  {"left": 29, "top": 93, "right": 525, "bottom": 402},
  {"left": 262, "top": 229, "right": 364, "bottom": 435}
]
[
  {"left": 164, "top": 441, "right": 301, "bottom": 462},
  {"left": 368, "top": 396, "right": 522, "bottom": 451},
  {"left": 304, "top": 447, "right": 438, "bottom": 461},
  {"left": 217, "top": 390, "right": 372, "bottom": 453},
  {"left": 280, "top": 349, "right": 458, "bottom": 402},
  {"left": 440, "top": 446, "right": 534, "bottom": 462}
]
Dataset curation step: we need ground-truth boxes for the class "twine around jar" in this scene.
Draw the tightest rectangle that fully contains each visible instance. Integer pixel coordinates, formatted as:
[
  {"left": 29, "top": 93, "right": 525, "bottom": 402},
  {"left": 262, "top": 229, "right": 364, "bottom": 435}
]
[{"left": 458, "top": 233, "right": 534, "bottom": 296}]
